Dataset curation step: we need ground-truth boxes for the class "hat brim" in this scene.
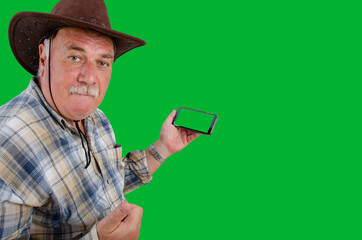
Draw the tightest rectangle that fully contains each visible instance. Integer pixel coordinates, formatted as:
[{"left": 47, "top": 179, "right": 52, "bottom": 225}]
[{"left": 9, "top": 12, "right": 146, "bottom": 76}]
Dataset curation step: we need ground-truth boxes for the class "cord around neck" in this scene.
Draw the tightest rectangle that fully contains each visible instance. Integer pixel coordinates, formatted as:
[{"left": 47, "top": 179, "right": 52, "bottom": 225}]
[{"left": 74, "top": 120, "right": 92, "bottom": 169}]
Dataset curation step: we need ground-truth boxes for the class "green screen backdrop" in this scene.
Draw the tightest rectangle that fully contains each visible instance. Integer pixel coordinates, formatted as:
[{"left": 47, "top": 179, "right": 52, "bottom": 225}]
[{"left": 1, "top": 0, "right": 360, "bottom": 239}]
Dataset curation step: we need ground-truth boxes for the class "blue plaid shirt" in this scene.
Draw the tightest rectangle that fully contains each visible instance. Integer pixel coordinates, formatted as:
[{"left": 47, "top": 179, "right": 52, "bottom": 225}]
[{"left": 0, "top": 78, "right": 152, "bottom": 239}]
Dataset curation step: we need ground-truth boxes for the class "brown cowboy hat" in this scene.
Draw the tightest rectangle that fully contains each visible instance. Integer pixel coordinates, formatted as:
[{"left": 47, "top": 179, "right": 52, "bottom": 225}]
[{"left": 9, "top": 0, "right": 146, "bottom": 76}]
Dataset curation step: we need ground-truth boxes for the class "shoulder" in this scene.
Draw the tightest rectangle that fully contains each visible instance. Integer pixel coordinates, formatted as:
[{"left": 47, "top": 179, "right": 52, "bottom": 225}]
[
  {"left": 91, "top": 108, "right": 114, "bottom": 133},
  {"left": 0, "top": 93, "right": 53, "bottom": 149},
  {"left": 0, "top": 78, "right": 54, "bottom": 129},
  {"left": 0, "top": 87, "right": 56, "bottom": 163},
  {"left": 0, "top": 86, "right": 52, "bottom": 127},
  {"left": 0, "top": 90, "right": 34, "bottom": 124},
  {"left": 92, "top": 108, "right": 110, "bottom": 126},
  {"left": 0, "top": 80, "right": 58, "bottom": 135}
]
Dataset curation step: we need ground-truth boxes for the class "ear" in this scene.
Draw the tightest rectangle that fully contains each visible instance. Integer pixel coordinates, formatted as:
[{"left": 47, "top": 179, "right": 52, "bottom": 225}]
[{"left": 38, "top": 43, "right": 47, "bottom": 78}]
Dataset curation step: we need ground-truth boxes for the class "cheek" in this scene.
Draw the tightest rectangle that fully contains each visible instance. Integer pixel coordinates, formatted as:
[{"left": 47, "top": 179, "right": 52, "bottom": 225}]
[
  {"left": 99, "top": 75, "right": 111, "bottom": 94},
  {"left": 51, "top": 62, "right": 77, "bottom": 85},
  {"left": 55, "top": 75, "right": 77, "bottom": 96}
]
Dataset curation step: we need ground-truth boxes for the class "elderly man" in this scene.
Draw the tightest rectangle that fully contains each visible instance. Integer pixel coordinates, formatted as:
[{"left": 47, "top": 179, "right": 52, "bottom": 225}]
[{"left": 0, "top": 0, "right": 199, "bottom": 239}]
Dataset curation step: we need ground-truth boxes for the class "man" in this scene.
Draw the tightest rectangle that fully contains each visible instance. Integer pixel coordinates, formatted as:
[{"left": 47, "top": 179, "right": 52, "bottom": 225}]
[{"left": 0, "top": 0, "right": 199, "bottom": 239}]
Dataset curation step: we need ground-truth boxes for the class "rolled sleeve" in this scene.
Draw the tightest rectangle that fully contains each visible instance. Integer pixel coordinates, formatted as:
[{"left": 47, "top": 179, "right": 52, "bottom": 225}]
[{"left": 123, "top": 150, "right": 152, "bottom": 194}]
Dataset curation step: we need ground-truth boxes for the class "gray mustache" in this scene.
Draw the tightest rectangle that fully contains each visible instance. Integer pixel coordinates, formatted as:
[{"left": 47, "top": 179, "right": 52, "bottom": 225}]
[{"left": 68, "top": 85, "right": 99, "bottom": 99}]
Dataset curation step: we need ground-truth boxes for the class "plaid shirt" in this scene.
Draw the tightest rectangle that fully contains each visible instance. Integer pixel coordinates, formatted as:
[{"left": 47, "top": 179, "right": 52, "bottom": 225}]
[{"left": 0, "top": 78, "right": 152, "bottom": 239}]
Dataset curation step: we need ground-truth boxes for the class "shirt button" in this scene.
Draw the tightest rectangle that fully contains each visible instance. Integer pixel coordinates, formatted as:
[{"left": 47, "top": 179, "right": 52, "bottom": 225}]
[{"left": 106, "top": 179, "right": 110, "bottom": 184}]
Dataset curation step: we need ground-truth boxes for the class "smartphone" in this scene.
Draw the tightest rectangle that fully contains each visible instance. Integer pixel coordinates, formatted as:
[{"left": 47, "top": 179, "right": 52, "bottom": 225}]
[{"left": 172, "top": 107, "right": 218, "bottom": 135}]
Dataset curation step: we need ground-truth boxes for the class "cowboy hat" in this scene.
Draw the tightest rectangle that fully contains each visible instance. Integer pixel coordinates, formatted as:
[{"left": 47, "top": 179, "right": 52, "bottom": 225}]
[{"left": 9, "top": 0, "right": 146, "bottom": 76}]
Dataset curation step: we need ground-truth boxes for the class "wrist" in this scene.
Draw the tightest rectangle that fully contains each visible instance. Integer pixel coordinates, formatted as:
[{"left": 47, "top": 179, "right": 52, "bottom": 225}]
[{"left": 152, "top": 140, "right": 171, "bottom": 160}]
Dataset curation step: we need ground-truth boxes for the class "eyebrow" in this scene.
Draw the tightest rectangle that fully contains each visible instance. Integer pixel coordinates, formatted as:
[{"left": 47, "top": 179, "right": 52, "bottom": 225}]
[
  {"left": 102, "top": 54, "right": 115, "bottom": 59},
  {"left": 66, "top": 45, "right": 115, "bottom": 59}
]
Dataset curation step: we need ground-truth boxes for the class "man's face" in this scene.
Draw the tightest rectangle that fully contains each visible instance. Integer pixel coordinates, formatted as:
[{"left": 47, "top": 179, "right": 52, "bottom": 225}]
[{"left": 38, "top": 27, "right": 114, "bottom": 122}]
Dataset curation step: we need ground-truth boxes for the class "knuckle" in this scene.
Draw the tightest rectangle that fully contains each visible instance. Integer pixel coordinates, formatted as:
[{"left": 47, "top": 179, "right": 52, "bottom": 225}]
[
  {"left": 137, "top": 206, "right": 143, "bottom": 213},
  {"left": 113, "top": 204, "right": 128, "bottom": 218}
]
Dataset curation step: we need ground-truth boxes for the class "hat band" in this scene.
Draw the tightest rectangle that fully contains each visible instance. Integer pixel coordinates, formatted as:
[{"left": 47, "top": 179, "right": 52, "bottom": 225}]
[{"left": 75, "top": 16, "right": 108, "bottom": 28}]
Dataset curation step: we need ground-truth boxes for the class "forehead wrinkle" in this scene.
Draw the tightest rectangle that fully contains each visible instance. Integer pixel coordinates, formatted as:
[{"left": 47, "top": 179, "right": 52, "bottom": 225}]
[
  {"left": 54, "top": 29, "right": 114, "bottom": 59},
  {"left": 66, "top": 45, "right": 85, "bottom": 52},
  {"left": 55, "top": 27, "right": 114, "bottom": 52},
  {"left": 65, "top": 44, "right": 114, "bottom": 59}
]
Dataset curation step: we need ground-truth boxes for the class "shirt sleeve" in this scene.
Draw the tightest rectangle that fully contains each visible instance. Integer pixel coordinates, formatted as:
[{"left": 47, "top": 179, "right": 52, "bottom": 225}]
[
  {"left": 122, "top": 150, "right": 152, "bottom": 194},
  {"left": 0, "top": 178, "right": 33, "bottom": 239}
]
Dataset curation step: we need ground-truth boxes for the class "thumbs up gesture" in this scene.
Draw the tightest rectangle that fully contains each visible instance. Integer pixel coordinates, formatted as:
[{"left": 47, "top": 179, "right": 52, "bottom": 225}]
[{"left": 96, "top": 201, "right": 143, "bottom": 240}]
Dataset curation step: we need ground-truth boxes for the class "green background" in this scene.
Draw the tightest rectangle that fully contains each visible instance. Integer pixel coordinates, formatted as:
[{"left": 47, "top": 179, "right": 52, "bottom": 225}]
[{"left": 1, "top": 0, "right": 360, "bottom": 239}]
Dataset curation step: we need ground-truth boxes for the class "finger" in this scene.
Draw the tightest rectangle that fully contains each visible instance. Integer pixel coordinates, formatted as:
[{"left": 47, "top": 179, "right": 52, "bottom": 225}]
[
  {"left": 97, "top": 202, "right": 130, "bottom": 234},
  {"left": 187, "top": 132, "right": 201, "bottom": 143},
  {"left": 123, "top": 204, "right": 143, "bottom": 224},
  {"left": 192, "top": 132, "right": 201, "bottom": 139},
  {"left": 113, "top": 204, "right": 144, "bottom": 237},
  {"left": 184, "top": 129, "right": 200, "bottom": 137}
]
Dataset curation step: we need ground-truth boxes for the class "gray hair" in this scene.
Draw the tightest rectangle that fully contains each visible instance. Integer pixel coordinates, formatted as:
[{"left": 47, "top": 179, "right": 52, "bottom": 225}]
[{"left": 36, "top": 38, "right": 51, "bottom": 79}]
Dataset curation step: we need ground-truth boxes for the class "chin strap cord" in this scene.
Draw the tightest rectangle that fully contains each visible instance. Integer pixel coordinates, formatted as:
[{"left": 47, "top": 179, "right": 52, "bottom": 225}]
[
  {"left": 47, "top": 38, "right": 91, "bottom": 169},
  {"left": 74, "top": 120, "right": 92, "bottom": 169},
  {"left": 48, "top": 38, "right": 60, "bottom": 115}
]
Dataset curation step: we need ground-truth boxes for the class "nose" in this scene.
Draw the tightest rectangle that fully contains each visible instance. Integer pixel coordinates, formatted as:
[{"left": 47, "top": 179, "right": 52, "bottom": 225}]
[{"left": 78, "top": 61, "right": 96, "bottom": 85}]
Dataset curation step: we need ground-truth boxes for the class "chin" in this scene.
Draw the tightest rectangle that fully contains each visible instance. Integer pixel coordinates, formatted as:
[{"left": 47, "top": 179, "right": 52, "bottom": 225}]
[{"left": 68, "top": 106, "right": 96, "bottom": 120}]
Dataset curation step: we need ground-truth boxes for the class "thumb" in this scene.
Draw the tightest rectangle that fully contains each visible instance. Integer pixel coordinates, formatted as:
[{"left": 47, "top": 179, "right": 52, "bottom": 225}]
[
  {"left": 165, "top": 110, "right": 176, "bottom": 125},
  {"left": 97, "top": 202, "right": 130, "bottom": 234}
]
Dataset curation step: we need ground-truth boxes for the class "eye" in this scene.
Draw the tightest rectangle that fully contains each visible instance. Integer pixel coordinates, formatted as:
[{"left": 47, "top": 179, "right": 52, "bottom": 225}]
[
  {"left": 69, "top": 56, "right": 80, "bottom": 61},
  {"left": 98, "top": 61, "right": 110, "bottom": 67}
]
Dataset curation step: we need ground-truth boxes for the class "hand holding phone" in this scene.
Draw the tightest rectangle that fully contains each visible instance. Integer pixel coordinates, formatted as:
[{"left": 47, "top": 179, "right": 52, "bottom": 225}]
[{"left": 172, "top": 107, "right": 218, "bottom": 135}]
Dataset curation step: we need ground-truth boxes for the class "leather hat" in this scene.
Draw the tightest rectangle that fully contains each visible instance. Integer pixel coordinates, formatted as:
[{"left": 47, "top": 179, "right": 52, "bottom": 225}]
[{"left": 9, "top": 0, "right": 146, "bottom": 76}]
